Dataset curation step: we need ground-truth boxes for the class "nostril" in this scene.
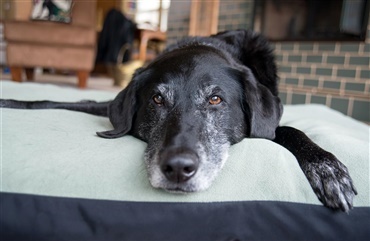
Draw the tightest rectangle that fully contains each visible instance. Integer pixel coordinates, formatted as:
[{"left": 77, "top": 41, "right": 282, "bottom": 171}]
[
  {"left": 163, "top": 165, "right": 173, "bottom": 174},
  {"left": 183, "top": 165, "right": 196, "bottom": 175}
]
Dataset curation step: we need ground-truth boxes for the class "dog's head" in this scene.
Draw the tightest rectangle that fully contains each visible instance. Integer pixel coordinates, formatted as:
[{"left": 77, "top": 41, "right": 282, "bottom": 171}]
[{"left": 97, "top": 30, "right": 283, "bottom": 192}]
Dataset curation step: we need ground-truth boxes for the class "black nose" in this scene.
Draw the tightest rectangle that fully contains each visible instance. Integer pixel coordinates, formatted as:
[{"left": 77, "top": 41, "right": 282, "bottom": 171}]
[{"left": 161, "top": 154, "right": 198, "bottom": 183}]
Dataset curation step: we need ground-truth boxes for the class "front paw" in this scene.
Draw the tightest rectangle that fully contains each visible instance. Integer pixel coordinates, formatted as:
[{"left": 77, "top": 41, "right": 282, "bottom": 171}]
[{"left": 302, "top": 153, "right": 357, "bottom": 212}]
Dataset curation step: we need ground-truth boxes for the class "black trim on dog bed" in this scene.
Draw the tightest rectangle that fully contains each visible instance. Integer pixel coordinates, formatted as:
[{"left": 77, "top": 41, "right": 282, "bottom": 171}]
[{"left": 1, "top": 192, "right": 369, "bottom": 241}]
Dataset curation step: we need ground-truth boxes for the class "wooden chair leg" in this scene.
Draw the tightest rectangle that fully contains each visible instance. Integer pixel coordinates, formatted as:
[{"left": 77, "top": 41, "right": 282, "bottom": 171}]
[
  {"left": 25, "top": 68, "right": 34, "bottom": 81},
  {"left": 77, "top": 70, "right": 89, "bottom": 88},
  {"left": 10, "top": 67, "right": 23, "bottom": 82}
]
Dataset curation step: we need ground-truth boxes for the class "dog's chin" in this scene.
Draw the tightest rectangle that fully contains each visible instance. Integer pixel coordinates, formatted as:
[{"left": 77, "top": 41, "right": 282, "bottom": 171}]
[
  {"left": 153, "top": 183, "right": 208, "bottom": 193},
  {"left": 164, "top": 187, "right": 194, "bottom": 194},
  {"left": 147, "top": 150, "right": 230, "bottom": 194},
  {"left": 150, "top": 179, "right": 212, "bottom": 194}
]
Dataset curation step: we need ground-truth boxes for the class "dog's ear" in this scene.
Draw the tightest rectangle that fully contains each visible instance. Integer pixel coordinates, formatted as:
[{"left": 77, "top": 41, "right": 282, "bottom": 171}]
[
  {"left": 212, "top": 29, "right": 278, "bottom": 96},
  {"left": 215, "top": 30, "right": 283, "bottom": 139},
  {"left": 96, "top": 80, "right": 138, "bottom": 139},
  {"left": 241, "top": 69, "right": 283, "bottom": 140}
]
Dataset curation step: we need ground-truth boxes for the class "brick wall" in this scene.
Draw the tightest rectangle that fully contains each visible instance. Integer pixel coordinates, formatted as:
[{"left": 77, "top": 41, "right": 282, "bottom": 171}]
[
  {"left": 274, "top": 22, "right": 370, "bottom": 122},
  {"left": 166, "top": 1, "right": 192, "bottom": 46},
  {"left": 166, "top": 0, "right": 369, "bottom": 122},
  {"left": 218, "top": 0, "right": 254, "bottom": 32}
]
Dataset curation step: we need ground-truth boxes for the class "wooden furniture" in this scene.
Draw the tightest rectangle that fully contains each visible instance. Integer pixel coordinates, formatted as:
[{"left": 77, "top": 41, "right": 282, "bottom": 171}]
[
  {"left": 106, "top": 28, "right": 166, "bottom": 87},
  {"left": 189, "top": 0, "right": 219, "bottom": 36},
  {"left": 3, "top": 0, "right": 97, "bottom": 88},
  {"left": 138, "top": 29, "right": 166, "bottom": 61}
]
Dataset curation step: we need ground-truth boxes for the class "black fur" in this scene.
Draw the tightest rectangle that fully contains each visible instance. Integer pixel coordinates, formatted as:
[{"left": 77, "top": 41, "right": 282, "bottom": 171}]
[{"left": 0, "top": 30, "right": 357, "bottom": 212}]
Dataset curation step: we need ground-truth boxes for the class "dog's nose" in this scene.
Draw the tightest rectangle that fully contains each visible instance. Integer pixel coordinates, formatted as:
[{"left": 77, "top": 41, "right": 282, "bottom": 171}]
[{"left": 161, "top": 155, "right": 198, "bottom": 183}]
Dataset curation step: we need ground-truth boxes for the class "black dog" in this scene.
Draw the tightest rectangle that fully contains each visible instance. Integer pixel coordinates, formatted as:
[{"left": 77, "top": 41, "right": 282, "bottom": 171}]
[{"left": 1, "top": 30, "right": 357, "bottom": 212}]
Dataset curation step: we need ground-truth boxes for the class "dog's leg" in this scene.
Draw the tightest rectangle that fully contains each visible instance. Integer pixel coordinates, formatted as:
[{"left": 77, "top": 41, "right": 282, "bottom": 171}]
[
  {"left": 273, "top": 126, "right": 357, "bottom": 212},
  {"left": 0, "top": 99, "right": 110, "bottom": 117}
]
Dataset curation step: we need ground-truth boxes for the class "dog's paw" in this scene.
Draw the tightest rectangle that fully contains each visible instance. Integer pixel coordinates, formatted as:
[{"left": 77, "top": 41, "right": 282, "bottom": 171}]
[{"left": 302, "top": 153, "right": 357, "bottom": 212}]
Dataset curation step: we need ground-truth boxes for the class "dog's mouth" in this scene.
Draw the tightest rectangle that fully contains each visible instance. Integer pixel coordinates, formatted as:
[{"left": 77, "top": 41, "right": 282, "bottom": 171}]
[
  {"left": 149, "top": 166, "right": 220, "bottom": 193},
  {"left": 150, "top": 171, "right": 215, "bottom": 193},
  {"left": 146, "top": 143, "right": 231, "bottom": 193},
  {"left": 165, "top": 187, "right": 194, "bottom": 194},
  {"left": 155, "top": 180, "right": 199, "bottom": 193}
]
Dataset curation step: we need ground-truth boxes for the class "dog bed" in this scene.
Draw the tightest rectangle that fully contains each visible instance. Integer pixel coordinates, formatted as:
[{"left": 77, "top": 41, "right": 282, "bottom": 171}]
[{"left": 1, "top": 81, "right": 369, "bottom": 240}]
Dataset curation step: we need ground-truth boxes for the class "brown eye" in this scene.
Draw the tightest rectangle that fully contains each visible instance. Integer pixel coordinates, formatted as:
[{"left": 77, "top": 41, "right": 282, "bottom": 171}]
[
  {"left": 153, "top": 94, "right": 164, "bottom": 105},
  {"left": 209, "top": 95, "right": 222, "bottom": 105}
]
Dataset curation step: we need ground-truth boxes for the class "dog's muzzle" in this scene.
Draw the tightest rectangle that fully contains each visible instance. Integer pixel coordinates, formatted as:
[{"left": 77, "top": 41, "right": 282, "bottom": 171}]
[{"left": 159, "top": 150, "right": 199, "bottom": 183}]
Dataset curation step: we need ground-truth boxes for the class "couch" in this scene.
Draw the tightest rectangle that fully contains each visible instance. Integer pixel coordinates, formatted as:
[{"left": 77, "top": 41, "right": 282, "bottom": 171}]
[{"left": 4, "top": 0, "right": 97, "bottom": 88}]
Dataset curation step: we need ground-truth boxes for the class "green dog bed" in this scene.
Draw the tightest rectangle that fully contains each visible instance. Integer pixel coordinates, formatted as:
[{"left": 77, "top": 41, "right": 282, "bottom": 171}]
[{"left": 1, "top": 81, "right": 369, "bottom": 240}]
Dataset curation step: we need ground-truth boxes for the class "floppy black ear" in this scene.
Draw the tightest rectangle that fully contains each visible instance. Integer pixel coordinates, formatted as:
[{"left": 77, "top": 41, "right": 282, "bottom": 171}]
[
  {"left": 96, "top": 81, "right": 138, "bottom": 139},
  {"left": 215, "top": 29, "right": 283, "bottom": 139},
  {"left": 212, "top": 29, "right": 279, "bottom": 96},
  {"left": 241, "top": 69, "right": 283, "bottom": 140}
]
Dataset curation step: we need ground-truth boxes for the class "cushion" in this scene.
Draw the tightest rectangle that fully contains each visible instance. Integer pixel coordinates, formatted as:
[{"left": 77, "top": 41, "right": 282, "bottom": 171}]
[
  {"left": 6, "top": 43, "right": 95, "bottom": 70},
  {"left": 4, "top": 21, "right": 96, "bottom": 46},
  {"left": 1, "top": 81, "right": 369, "bottom": 240}
]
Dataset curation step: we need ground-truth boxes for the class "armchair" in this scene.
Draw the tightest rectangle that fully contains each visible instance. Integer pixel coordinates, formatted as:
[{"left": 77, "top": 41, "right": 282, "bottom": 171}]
[{"left": 4, "top": 0, "right": 97, "bottom": 88}]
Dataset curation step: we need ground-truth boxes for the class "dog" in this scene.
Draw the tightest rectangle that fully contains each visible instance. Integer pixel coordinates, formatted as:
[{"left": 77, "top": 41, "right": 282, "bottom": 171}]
[{"left": 1, "top": 30, "right": 357, "bottom": 212}]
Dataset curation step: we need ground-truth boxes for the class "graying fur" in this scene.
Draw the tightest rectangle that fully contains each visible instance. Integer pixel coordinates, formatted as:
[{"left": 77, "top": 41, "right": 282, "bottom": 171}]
[{"left": 138, "top": 81, "right": 236, "bottom": 192}]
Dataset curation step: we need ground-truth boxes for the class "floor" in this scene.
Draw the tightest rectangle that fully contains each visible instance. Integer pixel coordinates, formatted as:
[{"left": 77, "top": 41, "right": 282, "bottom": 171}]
[{"left": 1, "top": 71, "right": 122, "bottom": 93}]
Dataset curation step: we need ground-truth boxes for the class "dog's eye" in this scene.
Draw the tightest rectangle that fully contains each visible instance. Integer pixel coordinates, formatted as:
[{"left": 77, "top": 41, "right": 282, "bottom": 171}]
[
  {"left": 153, "top": 94, "right": 164, "bottom": 105},
  {"left": 209, "top": 95, "right": 222, "bottom": 105}
]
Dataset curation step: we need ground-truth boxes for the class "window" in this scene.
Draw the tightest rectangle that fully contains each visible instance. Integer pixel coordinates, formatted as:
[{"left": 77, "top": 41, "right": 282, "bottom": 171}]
[
  {"left": 253, "top": 0, "right": 369, "bottom": 41},
  {"left": 124, "top": 0, "right": 171, "bottom": 32}
]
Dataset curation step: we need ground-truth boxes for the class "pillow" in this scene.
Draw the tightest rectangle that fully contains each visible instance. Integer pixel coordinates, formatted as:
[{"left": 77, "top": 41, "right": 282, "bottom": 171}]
[{"left": 30, "top": 0, "right": 73, "bottom": 23}]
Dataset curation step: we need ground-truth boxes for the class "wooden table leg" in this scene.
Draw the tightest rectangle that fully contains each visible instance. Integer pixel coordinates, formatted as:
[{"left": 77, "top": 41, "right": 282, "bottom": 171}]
[
  {"left": 10, "top": 67, "right": 23, "bottom": 82},
  {"left": 25, "top": 68, "right": 34, "bottom": 81},
  {"left": 77, "top": 70, "right": 88, "bottom": 88},
  {"left": 138, "top": 29, "right": 167, "bottom": 62}
]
